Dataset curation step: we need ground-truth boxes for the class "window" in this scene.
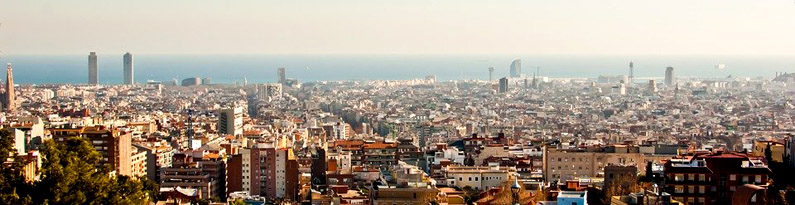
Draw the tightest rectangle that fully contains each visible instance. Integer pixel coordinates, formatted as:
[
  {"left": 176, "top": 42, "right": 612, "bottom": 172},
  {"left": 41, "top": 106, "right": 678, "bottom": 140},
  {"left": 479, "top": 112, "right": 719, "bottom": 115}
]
[
  {"left": 675, "top": 186, "right": 684, "bottom": 193},
  {"left": 742, "top": 176, "right": 749, "bottom": 183},
  {"left": 730, "top": 174, "right": 736, "bottom": 181},
  {"left": 675, "top": 174, "right": 684, "bottom": 181},
  {"left": 688, "top": 186, "right": 694, "bottom": 193},
  {"left": 699, "top": 186, "right": 705, "bottom": 194},
  {"left": 755, "top": 175, "right": 762, "bottom": 183},
  {"left": 730, "top": 186, "right": 736, "bottom": 191},
  {"left": 688, "top": 174, "right": 694, "bottom": 181},
  {"left": 699, "top": 174, "right": 706, "bottom": 181}
]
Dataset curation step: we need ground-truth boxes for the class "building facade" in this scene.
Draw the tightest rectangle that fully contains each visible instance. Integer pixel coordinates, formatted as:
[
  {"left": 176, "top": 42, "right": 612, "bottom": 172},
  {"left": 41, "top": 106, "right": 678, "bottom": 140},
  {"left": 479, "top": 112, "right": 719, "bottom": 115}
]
[
  {"left": 50, "top": 126, "right": 132, "bottom": 176},
  {"left": 123, "top": 52, "right": 134, "bottom": 85},
  {"left": 88, "top": 52, "right": 98, "bottom": 85},
  {"left": 665, "top": 66, "right": 675, "bottom": 86},
  {"left": 509, "top": 59, "right": 521, "bottom": 78},
  {"left": 218, "top": 107, "right": 243, "bottom": 136},
  {"left": 663, "top": 152, "right": 771, "bottom": 204}
]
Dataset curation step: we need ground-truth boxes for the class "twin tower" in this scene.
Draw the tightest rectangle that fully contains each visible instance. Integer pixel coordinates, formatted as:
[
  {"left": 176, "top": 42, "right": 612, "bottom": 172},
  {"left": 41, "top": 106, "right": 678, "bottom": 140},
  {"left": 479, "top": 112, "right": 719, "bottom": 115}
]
[{"left": 88, "top": 52, "right": 134, "bottom": 85}]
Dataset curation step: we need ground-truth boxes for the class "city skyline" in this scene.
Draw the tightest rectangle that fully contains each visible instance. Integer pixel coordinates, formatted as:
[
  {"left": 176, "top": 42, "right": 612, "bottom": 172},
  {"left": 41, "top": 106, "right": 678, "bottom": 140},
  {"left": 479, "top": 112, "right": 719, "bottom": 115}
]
[{"left": 0, "top": 2, "right": 794, "bottom": 205}]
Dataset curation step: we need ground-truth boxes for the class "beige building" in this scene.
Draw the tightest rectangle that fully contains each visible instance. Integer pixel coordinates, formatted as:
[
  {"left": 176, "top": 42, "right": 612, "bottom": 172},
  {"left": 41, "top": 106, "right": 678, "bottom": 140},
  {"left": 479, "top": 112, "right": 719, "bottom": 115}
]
[
  {"left": 372, "top": 187, "right": 439, "bottom": 205},
  {"left": 51, "top": 126, "right": 132, "bottom": 176},
  {"left": 130, "top": 147, "right": 148, "bottom": 178},
  {"left": 542, "top": 147, "right": 671, "bottom": 182},
  {"left": 443, "top": 165, "right": 515, "bottom": 191},
  {"left": 752, "top": 140, "right": 785, "bottom": 163}
]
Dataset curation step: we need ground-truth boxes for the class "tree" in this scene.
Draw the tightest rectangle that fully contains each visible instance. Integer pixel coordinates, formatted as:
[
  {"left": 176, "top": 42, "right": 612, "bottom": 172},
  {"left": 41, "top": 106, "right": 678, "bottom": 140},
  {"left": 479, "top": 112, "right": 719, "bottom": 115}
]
[
  {"left": 37, "top": 138, "right": 153, "bottom": 204},
  {"left": 485, "top": 181, "right": 534, "bottom": 205},
  {"left": 0, "top": 129, "right": 33, "bottom": 204},
  {"left": 532, "top": 187, "right": 552, "bottom": 202},
  {"left": 765, "top": 144, "right": 773, "bottom": 162},
  {"left": 604, "top": 174, "right": 643, "bottom": 203},
  {"left": 644, "top": 161, "right": 653, "bottom": 182},
  {"left": 0, "top": 132, "right": 156, "bottom": 205},
  {"left": 230, "top": 199, "right": 247, "bottom": 205},
  {"left": 464, "top": 154, "right": 475, "bottom": 166},
  {"left": 461, "top": 186, "right": 480, "bottom": 205}
]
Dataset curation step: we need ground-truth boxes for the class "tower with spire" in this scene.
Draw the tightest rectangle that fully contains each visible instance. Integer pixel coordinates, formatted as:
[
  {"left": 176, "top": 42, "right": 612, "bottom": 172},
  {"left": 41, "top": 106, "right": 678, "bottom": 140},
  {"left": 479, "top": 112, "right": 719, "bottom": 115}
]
[
  {"left": 629, "top": 61, "right": 634, "bottom": 86},
  {"left": 4, "top": 63, "right": 15, "bottom": 111}
]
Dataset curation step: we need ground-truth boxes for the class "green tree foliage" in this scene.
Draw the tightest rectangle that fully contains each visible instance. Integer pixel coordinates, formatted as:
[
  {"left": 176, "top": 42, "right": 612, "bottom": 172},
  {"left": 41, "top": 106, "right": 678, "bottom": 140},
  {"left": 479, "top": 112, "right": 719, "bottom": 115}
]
[
  {"left": 0, "top": 130, "right": 157, "bottom": 205},
  {"left": 230, "top": 199, "right": 247, "bottom": 205},
  {"left": 765, "top": 144, "right": 773, "bottom": 162},
  {"left": 461, "top": 186, "right": 480, "bottom": 205},
  {"left": 0, "top": 129, "right": 33, "bottom": 204}
]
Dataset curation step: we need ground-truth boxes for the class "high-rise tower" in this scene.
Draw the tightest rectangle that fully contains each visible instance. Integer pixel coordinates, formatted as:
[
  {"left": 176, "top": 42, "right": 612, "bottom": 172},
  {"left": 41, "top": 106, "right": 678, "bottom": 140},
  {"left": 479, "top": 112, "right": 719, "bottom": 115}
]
[
  {"left": 88, "top": 52, "right": 98, "bottom": 85},
  {"left": 4, "top": 63, "right": 15, "bottom": 111},
  {"left": 498, "top": 77, "right": 508, "bottom": 93},
  {"left": 488, "top": 67, "right": 495, "bottom": 81},
  {"left": 277, "top": 67, "right": 286, "bottom": 85},
  {"left": 665, "top": 66, "right": 675, "bottom": 86},
  {"left": 628, "top": 61, "right": 634, "bottom": 85},
  {"left": 509, "top": 59, "right": 522, "bottom": 78},
  {"left": 123, "top": 52, "right": 134, "bottom": 85}
]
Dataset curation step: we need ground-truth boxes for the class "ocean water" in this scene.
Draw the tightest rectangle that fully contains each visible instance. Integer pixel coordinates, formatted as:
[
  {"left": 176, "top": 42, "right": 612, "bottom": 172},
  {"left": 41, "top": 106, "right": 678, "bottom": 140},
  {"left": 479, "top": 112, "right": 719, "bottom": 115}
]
[{"left": 1, "top": 54, "right": 793, "bottom": 85}]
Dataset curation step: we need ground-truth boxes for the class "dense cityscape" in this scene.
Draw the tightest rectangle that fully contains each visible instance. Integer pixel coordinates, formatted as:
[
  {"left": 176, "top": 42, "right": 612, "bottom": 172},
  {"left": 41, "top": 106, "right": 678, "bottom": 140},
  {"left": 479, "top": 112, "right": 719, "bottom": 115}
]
[
  {"left": 3, "top": 1, "right": 795, "bottom": 205},
  {"left": 0, "top": 51, "right": 794, "bottom": 205}
]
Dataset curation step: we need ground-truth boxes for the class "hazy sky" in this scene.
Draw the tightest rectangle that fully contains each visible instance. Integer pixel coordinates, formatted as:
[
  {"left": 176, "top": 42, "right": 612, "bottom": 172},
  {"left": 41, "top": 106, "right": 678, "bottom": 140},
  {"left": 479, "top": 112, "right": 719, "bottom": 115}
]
[{"left": 1, "top": 0, "right": 794, "bottom": 55}]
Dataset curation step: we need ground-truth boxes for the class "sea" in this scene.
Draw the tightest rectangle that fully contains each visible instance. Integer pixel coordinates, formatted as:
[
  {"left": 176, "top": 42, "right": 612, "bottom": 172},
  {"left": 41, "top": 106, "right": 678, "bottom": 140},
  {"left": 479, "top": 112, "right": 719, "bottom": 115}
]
[{"left": 1, "top": 54, "right": 794, "bottom": 85}]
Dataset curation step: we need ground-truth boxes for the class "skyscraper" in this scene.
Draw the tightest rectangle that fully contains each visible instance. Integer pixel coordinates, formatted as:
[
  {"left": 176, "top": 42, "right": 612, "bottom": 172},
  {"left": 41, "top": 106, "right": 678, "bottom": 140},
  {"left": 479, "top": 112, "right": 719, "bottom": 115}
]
[
  {"left": 3, "top": 63, "right": 15, "bottom": 111},
  {"left": 648, "top": 79, "right": 658, "bottom": 95},
  {"left": 88, "top": 52, "right": 98, "bottom": 85},
  {"left": 488, "top": 67, "right": 495, "bottom": 82},
  {"left": 665, "top": 66, "right": 675, "bottom": 86},
  {"left": 509, "top": 59, "right": 522, "bottom": 78},
  {"left": 277, "top": 67, "right": 286, "bottom": 85},
  {"left": 123, "top": 52, "right": 134, "bottom": 85},
  {"left": 628, "top": 61, "right": 634, "bottom": 85},
  {"left": 498, "top": 77, "right": 508, "bottom": 93}
]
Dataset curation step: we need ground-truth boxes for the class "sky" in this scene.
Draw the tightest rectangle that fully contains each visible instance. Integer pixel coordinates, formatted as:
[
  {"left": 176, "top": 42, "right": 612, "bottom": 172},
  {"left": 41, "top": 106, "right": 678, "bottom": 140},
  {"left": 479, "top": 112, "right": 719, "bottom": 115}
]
[{"left": 1, "top": 0, "right": 795, "bottom": 55}]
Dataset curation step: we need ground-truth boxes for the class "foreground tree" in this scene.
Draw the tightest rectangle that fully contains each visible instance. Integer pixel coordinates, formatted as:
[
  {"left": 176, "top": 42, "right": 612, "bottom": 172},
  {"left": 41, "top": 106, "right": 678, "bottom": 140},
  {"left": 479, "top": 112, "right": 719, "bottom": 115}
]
[
  {"left": 0, "top": 129, "right": 156, "bottom": 205},
  {"left": 35, "top": 138, "right": 154, "bottom": 204},
  {"left": 0, "top": 129, "right": 33, "bottom": 204}
]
